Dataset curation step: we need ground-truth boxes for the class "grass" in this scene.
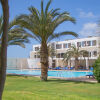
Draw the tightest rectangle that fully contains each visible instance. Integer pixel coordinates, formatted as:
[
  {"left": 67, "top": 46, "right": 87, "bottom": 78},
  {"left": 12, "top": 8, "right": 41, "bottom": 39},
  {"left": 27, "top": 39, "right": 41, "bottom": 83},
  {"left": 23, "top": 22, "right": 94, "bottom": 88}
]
[{"left": 3, "top": 76, "right": 100, "bottom": 100}]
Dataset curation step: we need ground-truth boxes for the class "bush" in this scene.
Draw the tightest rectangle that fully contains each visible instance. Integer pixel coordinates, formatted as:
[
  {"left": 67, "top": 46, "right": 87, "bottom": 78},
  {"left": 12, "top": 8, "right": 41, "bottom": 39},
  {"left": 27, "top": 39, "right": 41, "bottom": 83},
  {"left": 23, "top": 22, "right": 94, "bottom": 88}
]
[{"left": 93, "top": 56, "right": 100, "bottom": 83}]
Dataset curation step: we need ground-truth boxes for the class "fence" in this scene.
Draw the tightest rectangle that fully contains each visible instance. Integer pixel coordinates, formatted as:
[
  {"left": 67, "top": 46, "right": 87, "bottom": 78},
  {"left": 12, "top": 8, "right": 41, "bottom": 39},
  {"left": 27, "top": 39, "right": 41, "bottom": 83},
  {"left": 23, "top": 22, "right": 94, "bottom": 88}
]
[{"left": 7, "top": 58, "right": 41, "bottom": 70}]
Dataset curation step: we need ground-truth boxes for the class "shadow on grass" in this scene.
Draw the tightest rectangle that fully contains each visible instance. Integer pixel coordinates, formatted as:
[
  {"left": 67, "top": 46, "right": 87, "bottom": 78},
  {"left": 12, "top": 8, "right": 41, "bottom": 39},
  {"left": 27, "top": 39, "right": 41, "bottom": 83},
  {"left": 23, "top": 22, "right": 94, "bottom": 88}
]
[
  {"left": 47, "top": 79, "right": 96, "bottom": 84},
  {"left": 7, "top": 74, "right": 96, "bottom": 84}
]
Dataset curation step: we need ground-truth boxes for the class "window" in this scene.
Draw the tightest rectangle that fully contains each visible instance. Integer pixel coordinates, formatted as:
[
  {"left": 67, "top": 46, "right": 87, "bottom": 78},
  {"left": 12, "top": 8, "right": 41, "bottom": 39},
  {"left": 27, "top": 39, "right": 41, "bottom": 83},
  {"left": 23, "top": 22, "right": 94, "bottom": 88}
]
[
  {"left": 89, "top": 52, "right": 91, "bottom": 57},
  {"left": 56, "top": 44, "right": 62, "bottom": 49},
  {"left": 93, "top": 51, "right": 97, "bottom": 57},
  {"left": 34, "top": 55, "right": 37, "bottom": 58},
  {"left": 77, "top": 42, "right": 81, "bottom": 47},
  {"left": 61, "top": 53, "right": 64, "bottom": 58},
  {"left": 92, "top": 40, "right": 96, "bottom": 46},
  {"left": 35, "top": 47, "right": 39, "bottom": 51},
  {"left": 51, "top": 43, "right": 55, "bottom": 49},
  {"left": 87, "top": 41, "right": 91, "bottom": 46},
  {"left": 56, "top": 53, "right": 61, "bottom": 58},
  {"left": 63, "top": 43, "right": 68, "bottom": 48},
  {"left": 68, "top": 43, "right": 71, "bottom": 48},
  {"left": 34, "top": 55, "right": 40, "bottom": 58},
  {"left": 56, "top": 53, "right": 64, "bottom": 58},
  {"left": 37, "top": 55, "right": 40, "bottom": 58},
  {"left": 82, "top": 41, "right": 86, "bottom": 47},
  {"left": 83, "top": 51, "right": 89, "bottom": 57}
]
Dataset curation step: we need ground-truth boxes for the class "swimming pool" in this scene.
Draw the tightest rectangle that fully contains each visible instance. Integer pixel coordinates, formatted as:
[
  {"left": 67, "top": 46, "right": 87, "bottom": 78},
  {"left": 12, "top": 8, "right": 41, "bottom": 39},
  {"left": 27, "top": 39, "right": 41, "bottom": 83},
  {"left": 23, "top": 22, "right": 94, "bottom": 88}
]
[{"left": 7, "top": 70, "right": 93, "bottom": 78}]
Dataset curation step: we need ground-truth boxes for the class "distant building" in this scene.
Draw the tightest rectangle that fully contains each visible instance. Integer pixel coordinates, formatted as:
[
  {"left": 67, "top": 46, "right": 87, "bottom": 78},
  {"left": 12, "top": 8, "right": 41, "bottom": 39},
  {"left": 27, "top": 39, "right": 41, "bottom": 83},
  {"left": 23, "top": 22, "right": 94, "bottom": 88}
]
[{"left": 30, "top": 36, "right": 100, "bottom": 69}]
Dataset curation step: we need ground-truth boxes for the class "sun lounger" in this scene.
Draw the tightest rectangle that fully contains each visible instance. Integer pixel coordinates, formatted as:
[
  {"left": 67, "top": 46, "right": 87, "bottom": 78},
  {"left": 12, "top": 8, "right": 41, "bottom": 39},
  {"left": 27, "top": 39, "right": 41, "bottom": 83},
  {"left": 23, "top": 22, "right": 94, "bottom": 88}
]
[
  {"left": 62, "top": 67, "right": 69, "bottom": 70},
  {"left": 86, "top": 73, "right": 94, "bottom": 78},
  {"left": 70, "top": 67, "right": 74, "bottom": 70},
  {"left": 52, "top": 67, "right": 61, "bottom": 70}
]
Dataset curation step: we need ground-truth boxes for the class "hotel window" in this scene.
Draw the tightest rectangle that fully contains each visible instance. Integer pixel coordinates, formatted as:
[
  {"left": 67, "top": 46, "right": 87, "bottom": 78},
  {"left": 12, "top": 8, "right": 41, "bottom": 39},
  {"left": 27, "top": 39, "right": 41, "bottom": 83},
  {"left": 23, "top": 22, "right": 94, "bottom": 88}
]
[
  {"left": 82, "top": 41, "right": 86, "bottom": 47},
  {"left": 34, "top": 55, "right": 37, "bottom": 58},
  {"left": 83, "top": 51, "right": 89, "bottom": 57},
  {"left": 35, "top": 47, "right": 39, "bottom": 51},
  {"left": 68, "top": 43, "right": 71, "bottom": 48},
  {"left": 92, "top": 40, "right": 96, "bottom": 46},
  {"left": 93, "top": 51, "right": 97, "bottom": 57},
  {"left": 56, "top": 44, "right": 62, "bottom": 49},
  {"left": 89, "top": 52, "right": 91, "bottom": 57},
  {"left": 61, "top": 53, "right": 64, "bottom": 58},
  {"left": 77, "top": 42, "right": 81, "bottom": 47},
  {"left": 63, "top": 43, "right": 68, "bottom": 48},
  {"left": 51, "top": 43, "right": 55, "bottom": 49},
  {"left": 87, "top": 41, "right": 91, "bottom": 46},
  {"left": 56, "top": 53, "right": 61, "bottom": 58},
  {"left": 37, "top": 55, "right": 40, "bottom": 58}
]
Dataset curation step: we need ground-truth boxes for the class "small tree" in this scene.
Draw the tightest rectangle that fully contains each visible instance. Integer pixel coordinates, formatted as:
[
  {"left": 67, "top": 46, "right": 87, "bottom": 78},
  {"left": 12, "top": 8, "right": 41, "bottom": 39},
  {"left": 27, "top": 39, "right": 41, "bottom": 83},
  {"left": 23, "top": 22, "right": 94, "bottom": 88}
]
[
  {"left": 63, "top": 45, "right": 88, "bottom": 70},
  {"left": 93, "top": 56, "right": 100, "bottom": 83}
]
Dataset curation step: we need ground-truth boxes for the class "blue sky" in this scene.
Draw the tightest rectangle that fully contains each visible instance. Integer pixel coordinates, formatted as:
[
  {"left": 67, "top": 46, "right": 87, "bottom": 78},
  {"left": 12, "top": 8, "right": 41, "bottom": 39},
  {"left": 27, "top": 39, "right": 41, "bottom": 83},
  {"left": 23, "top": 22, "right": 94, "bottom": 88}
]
[{"left": 0, "top": 0, "right": 100, "bottom": 58}]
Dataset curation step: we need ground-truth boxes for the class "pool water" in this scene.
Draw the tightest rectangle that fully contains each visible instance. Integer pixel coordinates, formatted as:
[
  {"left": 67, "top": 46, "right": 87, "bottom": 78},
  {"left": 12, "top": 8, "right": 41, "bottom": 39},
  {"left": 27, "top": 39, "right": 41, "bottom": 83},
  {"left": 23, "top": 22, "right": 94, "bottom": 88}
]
[{"left": 7, "top": 70, "right": 93, "bottom": 78}]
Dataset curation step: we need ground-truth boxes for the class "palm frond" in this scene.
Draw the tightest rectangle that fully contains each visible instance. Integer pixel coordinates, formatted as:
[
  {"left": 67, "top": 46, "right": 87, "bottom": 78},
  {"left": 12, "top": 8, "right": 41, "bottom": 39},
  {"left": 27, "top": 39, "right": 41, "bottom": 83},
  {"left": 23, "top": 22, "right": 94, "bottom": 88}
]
[
  {"left": 15, "top": 0, "right": 77, "bottom": 47},
  {"left": 8, "top": 42, "right": 25, "bottom": 48},
  {"left": 8, "top": 18, "right": 18, "bottom": 29},
  {"left": 41, "top": 0, "right": 44, "bottom": 17},
  {"left": 47, "top": 31, "right": 78, "bottom": 42},
  {"left": 28, "top": 7, "right": 40, "bottom": 22},
  {"left": 45, "top": 0, "right": 52, "bottom": 16}
]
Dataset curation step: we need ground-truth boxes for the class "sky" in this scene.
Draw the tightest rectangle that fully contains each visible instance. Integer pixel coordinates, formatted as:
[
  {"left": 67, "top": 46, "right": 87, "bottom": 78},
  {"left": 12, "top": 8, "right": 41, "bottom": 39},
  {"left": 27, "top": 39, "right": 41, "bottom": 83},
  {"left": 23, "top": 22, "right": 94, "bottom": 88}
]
[{"left": 0, "top": 0, "right": 100, "bottom": 58}]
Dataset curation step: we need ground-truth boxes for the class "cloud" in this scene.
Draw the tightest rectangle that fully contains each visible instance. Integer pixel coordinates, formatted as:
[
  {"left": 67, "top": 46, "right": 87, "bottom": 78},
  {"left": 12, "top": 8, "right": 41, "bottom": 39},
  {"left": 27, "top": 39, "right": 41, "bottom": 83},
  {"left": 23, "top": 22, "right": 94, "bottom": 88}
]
[
  {"left": 79, "top": 23, "right": 98, "bottom": 37},
  {"left": 79, "top": 10, "right": 96, "bottom": 18}
]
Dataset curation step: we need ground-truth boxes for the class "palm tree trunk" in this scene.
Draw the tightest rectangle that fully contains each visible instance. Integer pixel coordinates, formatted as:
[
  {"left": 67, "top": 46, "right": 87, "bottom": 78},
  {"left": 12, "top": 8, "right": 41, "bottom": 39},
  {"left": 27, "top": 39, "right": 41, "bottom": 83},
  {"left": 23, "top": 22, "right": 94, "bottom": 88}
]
[
  {"left": 0, "top": 0, "right": 9, "bottom": 100},
  {"left": 51, "top": 57, "right": 54, "bottom": 68},
  {"left": 75, "top": 57, "right": 79, "bottom": 70},
  {"left": 40, "top": 42, "right": 48, "bottom": 81}
]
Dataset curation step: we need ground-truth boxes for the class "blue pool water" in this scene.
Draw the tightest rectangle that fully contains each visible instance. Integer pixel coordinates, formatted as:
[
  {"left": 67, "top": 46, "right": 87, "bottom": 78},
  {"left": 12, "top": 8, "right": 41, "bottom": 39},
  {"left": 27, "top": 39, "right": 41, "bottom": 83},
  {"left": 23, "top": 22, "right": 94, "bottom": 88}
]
[{"left": 7, "top": 70, "right": 93, "bottom": 78}]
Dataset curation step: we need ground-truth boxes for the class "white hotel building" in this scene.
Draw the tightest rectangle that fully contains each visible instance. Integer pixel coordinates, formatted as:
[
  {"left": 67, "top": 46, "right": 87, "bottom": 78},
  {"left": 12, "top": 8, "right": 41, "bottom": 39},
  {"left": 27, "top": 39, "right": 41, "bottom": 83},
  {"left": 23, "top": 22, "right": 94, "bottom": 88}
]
[{"left": 30, "top": 36, "right": 100, "bottom": 69}]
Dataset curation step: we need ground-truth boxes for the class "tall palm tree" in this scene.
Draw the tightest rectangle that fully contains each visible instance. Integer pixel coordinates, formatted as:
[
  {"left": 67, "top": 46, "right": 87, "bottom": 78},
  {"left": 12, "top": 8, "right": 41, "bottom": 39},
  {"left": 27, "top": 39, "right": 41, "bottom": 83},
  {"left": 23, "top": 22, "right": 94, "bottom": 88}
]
[
  {"left": 63, "top": 45, "right": 88, "bottom": 70},
  {"left": 0, "top": 15, "right": 32, "bottom": 99},
  {"left": 16, "top": 0, "right": 78, "bottom": 81},
  {"left": 0, "top": 0, "right": 9, "bottom": 100}
]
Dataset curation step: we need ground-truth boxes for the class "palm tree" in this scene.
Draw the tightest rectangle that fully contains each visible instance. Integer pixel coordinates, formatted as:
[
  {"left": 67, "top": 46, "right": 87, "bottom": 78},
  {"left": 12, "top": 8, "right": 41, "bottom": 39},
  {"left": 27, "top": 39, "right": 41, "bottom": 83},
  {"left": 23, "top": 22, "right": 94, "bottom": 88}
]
[
  {"left": 0, "top": 15, "right": 33, "bottom": 66},
  {"left": 0, "top": 15, "right": 32, "bottom": 99},
  {"left": 0, "top": 0, "right": 9, "bottom": 100},
  {"left": 63, "top": 45, "right": 88, "bottom": 70},
  {"left": 1, "top": 18, "right": 32, "bottom": 46},
  {"left": 16, "top": 0, "right": 78, "bottom": 81},
  {"left": 0, "top": 15, "right": 33, "bottom": 56}
]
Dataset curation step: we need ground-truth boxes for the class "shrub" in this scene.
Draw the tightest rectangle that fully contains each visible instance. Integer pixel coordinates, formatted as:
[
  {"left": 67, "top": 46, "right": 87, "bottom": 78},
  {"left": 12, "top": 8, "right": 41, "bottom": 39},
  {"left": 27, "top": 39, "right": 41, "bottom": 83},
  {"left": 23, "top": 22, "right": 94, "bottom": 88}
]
[{"left": 93, "top": 56, "right": 100, "bottom": 83}]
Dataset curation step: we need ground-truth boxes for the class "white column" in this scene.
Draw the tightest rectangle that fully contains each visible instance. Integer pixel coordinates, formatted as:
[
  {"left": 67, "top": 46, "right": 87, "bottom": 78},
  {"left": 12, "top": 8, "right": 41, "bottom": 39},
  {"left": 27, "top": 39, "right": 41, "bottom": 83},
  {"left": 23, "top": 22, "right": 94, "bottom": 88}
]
[{"left": 86, "top": 58, "right": 89, "bottom": 69}]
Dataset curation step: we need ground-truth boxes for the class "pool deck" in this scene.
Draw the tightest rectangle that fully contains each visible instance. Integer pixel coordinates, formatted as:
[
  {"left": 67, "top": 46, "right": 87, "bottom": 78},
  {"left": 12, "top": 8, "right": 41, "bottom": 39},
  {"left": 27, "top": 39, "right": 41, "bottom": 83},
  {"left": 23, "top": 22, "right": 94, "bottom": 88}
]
[{"left": 10, "top": 68, "right": 92, "bottom": 72}]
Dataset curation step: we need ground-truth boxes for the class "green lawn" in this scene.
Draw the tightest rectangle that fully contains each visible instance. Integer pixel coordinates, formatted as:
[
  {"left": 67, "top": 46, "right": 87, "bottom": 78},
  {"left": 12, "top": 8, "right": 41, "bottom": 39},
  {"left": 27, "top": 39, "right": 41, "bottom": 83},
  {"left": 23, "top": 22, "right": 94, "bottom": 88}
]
[{"left": 3, "top": 76, "right": 100, "bottom": 100}]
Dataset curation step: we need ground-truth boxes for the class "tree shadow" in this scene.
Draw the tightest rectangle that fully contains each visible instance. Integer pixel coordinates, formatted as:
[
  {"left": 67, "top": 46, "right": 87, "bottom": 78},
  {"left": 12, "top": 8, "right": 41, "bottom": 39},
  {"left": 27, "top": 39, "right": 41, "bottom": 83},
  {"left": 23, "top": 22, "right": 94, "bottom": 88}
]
[{"left": 47, "top": 79, "right": 96, "bottom": 84}]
